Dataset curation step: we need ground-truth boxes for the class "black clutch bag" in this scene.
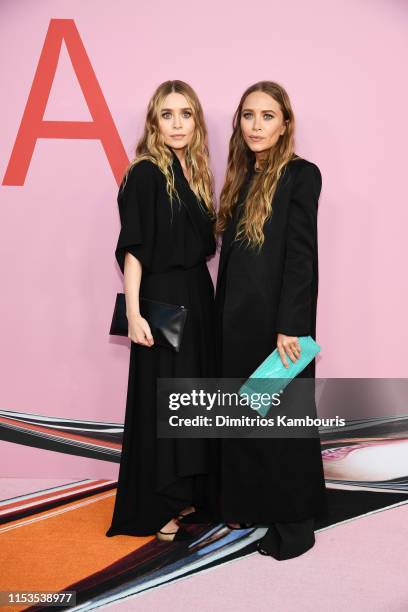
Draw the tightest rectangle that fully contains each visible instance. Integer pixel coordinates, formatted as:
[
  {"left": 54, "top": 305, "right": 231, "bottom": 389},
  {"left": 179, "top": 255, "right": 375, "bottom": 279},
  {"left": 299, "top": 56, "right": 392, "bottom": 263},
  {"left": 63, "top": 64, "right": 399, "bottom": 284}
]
[{"left": 109, "top": 293, "right": 188, "bottom": 352}]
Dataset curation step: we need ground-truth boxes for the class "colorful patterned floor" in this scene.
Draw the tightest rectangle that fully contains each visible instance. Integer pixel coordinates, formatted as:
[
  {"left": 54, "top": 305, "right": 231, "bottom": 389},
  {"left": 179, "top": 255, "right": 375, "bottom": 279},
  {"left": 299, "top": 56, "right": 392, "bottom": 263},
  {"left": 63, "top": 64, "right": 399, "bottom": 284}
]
[
  {"left": 1, "top": 477, "right": 407, "bottom": 611},
  {"left": 1, "top": 410, "right": 408, "bottom": 609}
]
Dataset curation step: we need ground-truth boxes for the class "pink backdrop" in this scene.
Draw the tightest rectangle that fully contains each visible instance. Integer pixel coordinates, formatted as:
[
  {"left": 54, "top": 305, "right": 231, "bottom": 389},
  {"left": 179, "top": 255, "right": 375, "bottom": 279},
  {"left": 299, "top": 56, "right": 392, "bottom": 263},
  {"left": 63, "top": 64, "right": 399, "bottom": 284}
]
[{"left": 1, "top": 0, "right": 407, "bottom": 477}]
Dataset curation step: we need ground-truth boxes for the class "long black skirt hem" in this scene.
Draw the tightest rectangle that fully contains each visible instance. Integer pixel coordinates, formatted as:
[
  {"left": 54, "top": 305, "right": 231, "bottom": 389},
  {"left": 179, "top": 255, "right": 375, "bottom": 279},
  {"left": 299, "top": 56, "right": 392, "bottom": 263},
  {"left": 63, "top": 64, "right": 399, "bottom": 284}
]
[
  {"left": 257, "top": 517, "right": 316, "bottom": 560},
  {"left": 105, "top": 472, "right": 219, "bottom": 537}
]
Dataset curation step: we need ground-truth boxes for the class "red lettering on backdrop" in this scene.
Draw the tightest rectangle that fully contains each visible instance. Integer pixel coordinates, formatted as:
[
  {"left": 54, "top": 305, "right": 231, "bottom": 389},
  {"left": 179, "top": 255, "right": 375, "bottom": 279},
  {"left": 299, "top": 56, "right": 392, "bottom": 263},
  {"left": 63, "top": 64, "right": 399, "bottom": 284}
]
[{"left": 2, "top": 19, "right": 128, "bottom": 186}]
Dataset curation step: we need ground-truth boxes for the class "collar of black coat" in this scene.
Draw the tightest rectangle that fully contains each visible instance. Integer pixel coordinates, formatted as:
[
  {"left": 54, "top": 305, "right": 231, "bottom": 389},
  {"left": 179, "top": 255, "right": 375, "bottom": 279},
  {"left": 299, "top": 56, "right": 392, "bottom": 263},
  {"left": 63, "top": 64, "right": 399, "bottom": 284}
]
[{"left": 164, "top": 144, "right": 216, "bottom": 256}]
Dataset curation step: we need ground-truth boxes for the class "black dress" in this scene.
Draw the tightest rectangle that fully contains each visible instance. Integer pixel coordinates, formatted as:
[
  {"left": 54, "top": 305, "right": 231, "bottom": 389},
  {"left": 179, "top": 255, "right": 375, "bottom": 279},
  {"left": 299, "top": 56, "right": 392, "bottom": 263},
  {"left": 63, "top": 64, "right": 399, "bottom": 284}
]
[
  {"left": 106, "top": 147, "right": 217, "bottom": 537},
  {"left": 214, "top": 157, "right": 328, "bottom": 557}
]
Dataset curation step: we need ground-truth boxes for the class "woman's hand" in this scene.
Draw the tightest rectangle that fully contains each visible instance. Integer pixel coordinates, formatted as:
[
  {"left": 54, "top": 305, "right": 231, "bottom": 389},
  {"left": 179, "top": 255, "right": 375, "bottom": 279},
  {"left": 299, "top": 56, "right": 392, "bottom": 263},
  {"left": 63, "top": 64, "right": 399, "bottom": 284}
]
[
  {"left": 128, "top": 313, "right": 154, "bottom": 347},
  {"left": 277, "top": 333, "right": 301, "bottom": 368}
]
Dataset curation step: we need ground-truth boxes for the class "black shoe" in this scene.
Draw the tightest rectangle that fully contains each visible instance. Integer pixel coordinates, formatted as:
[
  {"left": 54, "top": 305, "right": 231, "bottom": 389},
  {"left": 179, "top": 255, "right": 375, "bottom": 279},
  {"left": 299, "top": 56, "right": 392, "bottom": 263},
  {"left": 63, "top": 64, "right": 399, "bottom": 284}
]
[
  {"left": 227, "top": 522, "right": 255, "bottom": 530},
  {"left": 256, "top": 519, "right": 315, "bottom": 560},
  {"left": 156, "top": 524, "right": 196, "bottom": 543}
]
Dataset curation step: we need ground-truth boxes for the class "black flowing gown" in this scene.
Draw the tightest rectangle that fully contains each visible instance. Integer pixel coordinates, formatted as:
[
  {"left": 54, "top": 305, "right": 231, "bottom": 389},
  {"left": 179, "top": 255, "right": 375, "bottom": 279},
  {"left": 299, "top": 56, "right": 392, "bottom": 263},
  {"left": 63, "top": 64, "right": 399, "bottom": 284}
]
[
  {"left": 106, "top": 148, "right": 217, "bottom": 537},
  {"left": 214, "top": 157, "right": 328, "bottom": 558}
]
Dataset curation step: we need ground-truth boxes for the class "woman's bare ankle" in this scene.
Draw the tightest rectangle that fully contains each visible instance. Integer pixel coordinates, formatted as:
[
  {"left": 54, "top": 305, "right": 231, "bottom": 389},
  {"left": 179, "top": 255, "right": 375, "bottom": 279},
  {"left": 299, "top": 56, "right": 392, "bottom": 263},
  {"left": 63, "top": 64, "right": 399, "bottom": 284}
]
[
  {"left": 179, "top": 505, "right": 195, "bottom": 518},
  {"left": 156, "top": 517, "right": 180, "bottom": 541}
]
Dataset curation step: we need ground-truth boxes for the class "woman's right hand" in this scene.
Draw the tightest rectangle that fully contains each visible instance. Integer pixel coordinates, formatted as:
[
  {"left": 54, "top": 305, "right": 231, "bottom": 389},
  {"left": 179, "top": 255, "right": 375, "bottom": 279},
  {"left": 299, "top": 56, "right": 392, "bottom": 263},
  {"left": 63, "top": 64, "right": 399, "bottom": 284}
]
[{"left": 128, "top": 314, "right": 154, "bottom": 347}]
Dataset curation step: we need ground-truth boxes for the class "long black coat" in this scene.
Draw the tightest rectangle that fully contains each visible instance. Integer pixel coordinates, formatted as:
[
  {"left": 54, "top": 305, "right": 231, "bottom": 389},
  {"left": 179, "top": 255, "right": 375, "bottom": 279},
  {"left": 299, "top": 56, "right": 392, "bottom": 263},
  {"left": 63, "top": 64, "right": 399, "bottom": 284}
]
[
  {"left": 214, "top": 157, "right": 328, "bottom": 523},
  {"left": 106, "top": 147, "right": 217, "bottom": 536}
]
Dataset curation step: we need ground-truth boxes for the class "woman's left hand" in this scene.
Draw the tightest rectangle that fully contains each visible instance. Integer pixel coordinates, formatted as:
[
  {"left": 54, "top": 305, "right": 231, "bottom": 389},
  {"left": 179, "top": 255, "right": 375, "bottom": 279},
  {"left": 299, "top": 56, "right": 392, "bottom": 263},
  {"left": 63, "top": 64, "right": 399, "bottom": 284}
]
[{"left": 277, "top": 333, "right": 301, "bottom": 368}]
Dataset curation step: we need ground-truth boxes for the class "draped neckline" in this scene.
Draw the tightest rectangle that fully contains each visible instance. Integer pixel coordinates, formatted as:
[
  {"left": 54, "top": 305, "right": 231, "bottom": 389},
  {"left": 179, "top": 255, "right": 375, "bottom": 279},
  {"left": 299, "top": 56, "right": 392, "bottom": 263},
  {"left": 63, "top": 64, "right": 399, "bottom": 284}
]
[
  {"left": 167, "top": 146, "right": 214, "bottom": 216},
  {"left": 165, "top": 145, "right": 216, "bottom": 256},
  {"left": 167, "top": 146, "right": 193, "bottom": 189}
]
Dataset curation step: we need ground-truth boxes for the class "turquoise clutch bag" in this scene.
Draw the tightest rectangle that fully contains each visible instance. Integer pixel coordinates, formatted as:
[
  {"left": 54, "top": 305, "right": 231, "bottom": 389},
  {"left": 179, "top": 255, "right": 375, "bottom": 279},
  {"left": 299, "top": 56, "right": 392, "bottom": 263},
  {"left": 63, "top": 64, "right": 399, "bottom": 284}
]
[{"left": 238, "top": 335, "right": 320, "bottom": 417}]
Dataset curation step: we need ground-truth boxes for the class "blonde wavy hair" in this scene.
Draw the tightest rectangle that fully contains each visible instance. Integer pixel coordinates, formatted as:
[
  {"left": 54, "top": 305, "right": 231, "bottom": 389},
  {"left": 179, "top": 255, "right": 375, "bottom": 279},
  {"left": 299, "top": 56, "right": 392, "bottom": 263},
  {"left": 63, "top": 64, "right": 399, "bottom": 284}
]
[
  {"left": 216, "top": 81, "right": 301, "bottom": 249},
  {"left": 121, "top": 80, "right": 216, "bottom": 218}
]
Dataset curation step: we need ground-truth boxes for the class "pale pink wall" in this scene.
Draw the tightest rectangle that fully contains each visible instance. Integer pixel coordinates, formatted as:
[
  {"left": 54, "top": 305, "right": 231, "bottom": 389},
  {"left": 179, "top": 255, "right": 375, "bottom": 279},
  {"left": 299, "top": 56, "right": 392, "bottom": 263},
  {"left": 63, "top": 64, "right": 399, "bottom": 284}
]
[{"left": 1, "top": 0, "right": 407, "bottom": 477}]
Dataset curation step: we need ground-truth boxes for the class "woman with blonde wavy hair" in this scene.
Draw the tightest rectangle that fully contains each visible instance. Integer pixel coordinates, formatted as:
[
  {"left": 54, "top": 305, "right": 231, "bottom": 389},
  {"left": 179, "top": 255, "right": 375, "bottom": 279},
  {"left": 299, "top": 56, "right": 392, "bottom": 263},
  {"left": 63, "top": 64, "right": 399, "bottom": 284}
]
[
  {"left": 105, "top": 80, "right": 217, "bottom": 542},
  {"left": 213, "top": 81, "right": 328, "bottom": 559}
]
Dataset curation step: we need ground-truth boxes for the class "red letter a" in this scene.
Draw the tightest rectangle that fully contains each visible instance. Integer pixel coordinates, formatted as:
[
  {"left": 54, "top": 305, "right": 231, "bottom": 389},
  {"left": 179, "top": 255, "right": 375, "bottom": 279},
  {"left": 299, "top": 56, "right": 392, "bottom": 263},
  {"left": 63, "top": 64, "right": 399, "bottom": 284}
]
[{"left": 3, "top": 19, "right": 128, "bottom": 186}]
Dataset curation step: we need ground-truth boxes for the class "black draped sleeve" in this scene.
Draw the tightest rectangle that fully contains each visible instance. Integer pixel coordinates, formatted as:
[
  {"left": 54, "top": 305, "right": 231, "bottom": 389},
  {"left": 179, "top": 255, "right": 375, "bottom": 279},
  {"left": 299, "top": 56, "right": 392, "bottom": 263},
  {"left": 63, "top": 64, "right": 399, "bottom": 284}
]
[
  {"left": 115, "top": 160, "right": 157, "bottom": 274},
  {"left": 275, "top": 162, "right": 322, "bottom": 337}
]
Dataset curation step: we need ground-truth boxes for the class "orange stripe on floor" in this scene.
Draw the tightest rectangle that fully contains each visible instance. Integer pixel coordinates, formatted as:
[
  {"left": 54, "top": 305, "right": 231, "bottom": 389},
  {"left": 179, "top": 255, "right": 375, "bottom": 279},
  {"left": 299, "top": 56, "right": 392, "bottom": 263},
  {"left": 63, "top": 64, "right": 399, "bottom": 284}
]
[{"left": 0, "top": 491, "right": 153, "bottom": 611}]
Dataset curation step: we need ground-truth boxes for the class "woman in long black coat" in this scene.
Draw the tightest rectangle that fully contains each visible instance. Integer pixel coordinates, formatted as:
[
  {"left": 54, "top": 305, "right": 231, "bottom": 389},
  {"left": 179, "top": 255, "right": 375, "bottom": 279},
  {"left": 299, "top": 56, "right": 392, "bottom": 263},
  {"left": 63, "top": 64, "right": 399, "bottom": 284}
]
[
  {"left": 105, "top": 80, "right": 217, "bottom": 541},
  {"left": 215, "top": 81, "right": 328, "bottom": 560}
]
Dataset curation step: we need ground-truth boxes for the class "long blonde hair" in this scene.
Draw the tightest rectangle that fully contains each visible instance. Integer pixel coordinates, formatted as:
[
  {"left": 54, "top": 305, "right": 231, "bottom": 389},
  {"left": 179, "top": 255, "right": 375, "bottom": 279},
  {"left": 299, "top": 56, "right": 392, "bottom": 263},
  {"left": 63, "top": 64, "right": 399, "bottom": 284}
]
[
  {"left": 216, "top": 81, "right": 300, "bottom": 249},
  {"left": 122, "top": 80, "right": 215, "bottom": 218}
]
